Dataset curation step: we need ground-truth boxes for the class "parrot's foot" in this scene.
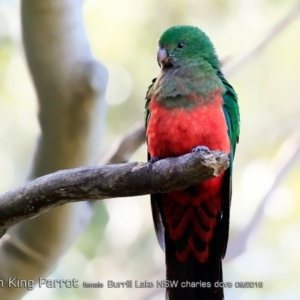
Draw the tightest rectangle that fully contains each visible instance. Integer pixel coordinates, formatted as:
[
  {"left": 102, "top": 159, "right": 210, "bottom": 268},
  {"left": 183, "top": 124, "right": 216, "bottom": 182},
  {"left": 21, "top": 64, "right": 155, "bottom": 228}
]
[
  {"left": 147, "top": 156, "right": 160, "bottom": 169},
  {"left": 192, "top": 145, "right": 210, "bottom": 154}
]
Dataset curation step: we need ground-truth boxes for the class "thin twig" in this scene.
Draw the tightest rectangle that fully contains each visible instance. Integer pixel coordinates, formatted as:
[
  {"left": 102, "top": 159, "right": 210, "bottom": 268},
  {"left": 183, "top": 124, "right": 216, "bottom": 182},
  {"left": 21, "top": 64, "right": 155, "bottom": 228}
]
[
  {"left": 224, "top": 1, "right": 300, "bottom": 75},
  {"left": 226, "top": 129, "right": 300, "bottom": 260},
  {"left": 99, "top": 122, "right": 145, "bottom": 164}
]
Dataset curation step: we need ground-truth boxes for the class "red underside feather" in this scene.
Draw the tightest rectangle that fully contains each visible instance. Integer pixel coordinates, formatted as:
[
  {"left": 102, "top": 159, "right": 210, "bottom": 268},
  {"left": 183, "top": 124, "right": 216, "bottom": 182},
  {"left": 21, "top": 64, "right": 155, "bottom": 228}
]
[{"left": 147, "top": 94, "right": 230, "bottom": 263}]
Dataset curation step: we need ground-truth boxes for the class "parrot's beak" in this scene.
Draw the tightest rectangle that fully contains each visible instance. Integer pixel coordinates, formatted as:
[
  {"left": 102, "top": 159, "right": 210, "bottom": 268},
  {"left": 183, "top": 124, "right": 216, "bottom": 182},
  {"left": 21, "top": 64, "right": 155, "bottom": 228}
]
[{"left": 157, "top": 47, "right": 172, "bottom": 68}]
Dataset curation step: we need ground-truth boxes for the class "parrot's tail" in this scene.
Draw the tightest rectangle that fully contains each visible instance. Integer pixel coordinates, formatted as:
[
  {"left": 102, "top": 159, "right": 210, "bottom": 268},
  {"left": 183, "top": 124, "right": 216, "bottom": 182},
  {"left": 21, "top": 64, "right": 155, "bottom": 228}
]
[
  {"left": 165, "top": 247, "right": 224, "bottom": 300},
  {"left": 164, "top": 225, "right": 225, "bottom": 300},
  {"left": 151, "top": 177, "right": 230, "bottom": 300}
]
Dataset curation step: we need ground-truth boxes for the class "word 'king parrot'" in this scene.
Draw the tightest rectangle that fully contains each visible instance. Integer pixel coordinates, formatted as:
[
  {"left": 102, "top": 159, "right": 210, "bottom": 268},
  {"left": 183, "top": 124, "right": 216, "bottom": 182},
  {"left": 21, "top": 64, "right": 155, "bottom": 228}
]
[{"left": 145, "top": 26, "right": 240, "bottom": 300}]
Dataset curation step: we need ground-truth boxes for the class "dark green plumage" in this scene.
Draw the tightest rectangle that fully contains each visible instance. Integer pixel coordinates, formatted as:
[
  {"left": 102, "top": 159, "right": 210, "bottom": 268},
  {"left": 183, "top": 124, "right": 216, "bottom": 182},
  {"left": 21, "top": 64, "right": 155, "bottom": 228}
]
[
  {"left": 158, "top": 25, "right": 220, "bottom": 69},
  {"left": 218, "top": 70, "right": 240, "bottom": 158}
]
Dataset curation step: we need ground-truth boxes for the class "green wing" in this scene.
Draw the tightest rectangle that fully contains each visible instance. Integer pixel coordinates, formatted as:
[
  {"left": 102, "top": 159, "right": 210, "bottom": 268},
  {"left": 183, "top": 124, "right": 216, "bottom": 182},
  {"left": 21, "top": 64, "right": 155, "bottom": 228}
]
[
  {"left": 145, "top": 78, "right": 166, "bottom": 250},
  {"left": 217, "top": 70, "right": 240, "bottom": 258},
  {"left": 218, "top": 70, "right": 240, "bottom": 158},
  {"left": 145, "top": 78, "right": 156, "bottom": 128}
]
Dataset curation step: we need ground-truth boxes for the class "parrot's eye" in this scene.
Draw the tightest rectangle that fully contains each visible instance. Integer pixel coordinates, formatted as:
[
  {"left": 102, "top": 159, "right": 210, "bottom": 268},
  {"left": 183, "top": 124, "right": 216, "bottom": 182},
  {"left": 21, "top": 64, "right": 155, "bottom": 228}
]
[{"left": 177, "top": 42, "right": 184, "bottom": 48}]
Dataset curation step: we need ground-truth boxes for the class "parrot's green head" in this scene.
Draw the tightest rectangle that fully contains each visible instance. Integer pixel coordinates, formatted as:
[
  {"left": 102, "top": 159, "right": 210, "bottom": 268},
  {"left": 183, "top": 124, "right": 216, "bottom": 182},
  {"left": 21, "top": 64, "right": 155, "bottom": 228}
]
[{"left": 157, "top": 25, "right": 220, "bottom": 71}]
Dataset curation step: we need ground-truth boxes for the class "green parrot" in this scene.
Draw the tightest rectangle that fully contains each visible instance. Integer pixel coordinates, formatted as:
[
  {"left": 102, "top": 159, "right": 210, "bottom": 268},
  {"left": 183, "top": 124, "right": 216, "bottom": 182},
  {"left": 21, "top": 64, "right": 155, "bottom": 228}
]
[{"left": 145, "top": 25, "right": 240, "bottom": 300}]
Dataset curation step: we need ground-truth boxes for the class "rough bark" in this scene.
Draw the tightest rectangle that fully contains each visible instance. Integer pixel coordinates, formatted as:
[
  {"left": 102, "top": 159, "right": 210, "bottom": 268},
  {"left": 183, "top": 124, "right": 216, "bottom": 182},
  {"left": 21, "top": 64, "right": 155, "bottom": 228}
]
[{"left": 0, "top": 150, "right": 229, "bottom": 238}]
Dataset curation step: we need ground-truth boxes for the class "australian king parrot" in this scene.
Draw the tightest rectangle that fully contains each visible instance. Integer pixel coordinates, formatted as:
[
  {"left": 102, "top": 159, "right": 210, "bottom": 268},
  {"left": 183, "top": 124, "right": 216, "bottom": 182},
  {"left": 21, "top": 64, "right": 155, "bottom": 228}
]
[{"left": 145, "top": 25, "right": 240, "bottom": 300}]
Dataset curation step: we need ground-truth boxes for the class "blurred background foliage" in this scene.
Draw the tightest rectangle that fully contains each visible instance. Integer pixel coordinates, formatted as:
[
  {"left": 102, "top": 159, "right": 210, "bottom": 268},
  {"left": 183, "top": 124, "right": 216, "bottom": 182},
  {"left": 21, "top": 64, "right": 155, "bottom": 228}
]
[{"left": 1, "top": 0, "right": 300, "bottom": 299}]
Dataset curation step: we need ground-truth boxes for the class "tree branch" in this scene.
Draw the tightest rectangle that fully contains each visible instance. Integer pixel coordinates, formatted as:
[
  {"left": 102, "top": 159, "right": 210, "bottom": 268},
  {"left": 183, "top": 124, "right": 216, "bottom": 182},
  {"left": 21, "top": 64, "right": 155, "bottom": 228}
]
[
  {"left": 22, "top": 0, "right": 108, "bottom": 174},
  {"left": 0, "top": 150, "right": 229, "bottom": 238}
]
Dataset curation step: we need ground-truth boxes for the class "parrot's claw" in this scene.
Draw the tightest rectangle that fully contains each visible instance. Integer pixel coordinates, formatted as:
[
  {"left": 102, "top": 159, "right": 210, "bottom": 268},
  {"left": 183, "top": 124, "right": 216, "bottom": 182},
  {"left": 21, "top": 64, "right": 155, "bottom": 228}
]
[
  {"left": 192, "top": 145, "right": 210, "bottom": 154},
  {"left": 147, "top": 156, "right": 160, "bottom": 169}
]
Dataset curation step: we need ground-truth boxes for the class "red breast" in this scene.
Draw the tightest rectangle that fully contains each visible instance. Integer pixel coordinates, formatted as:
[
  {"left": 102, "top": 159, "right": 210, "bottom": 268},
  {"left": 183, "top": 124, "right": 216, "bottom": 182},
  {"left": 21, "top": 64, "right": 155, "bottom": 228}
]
[{"left": 147, "top": 93, "right": 230, "bottom": 263}]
